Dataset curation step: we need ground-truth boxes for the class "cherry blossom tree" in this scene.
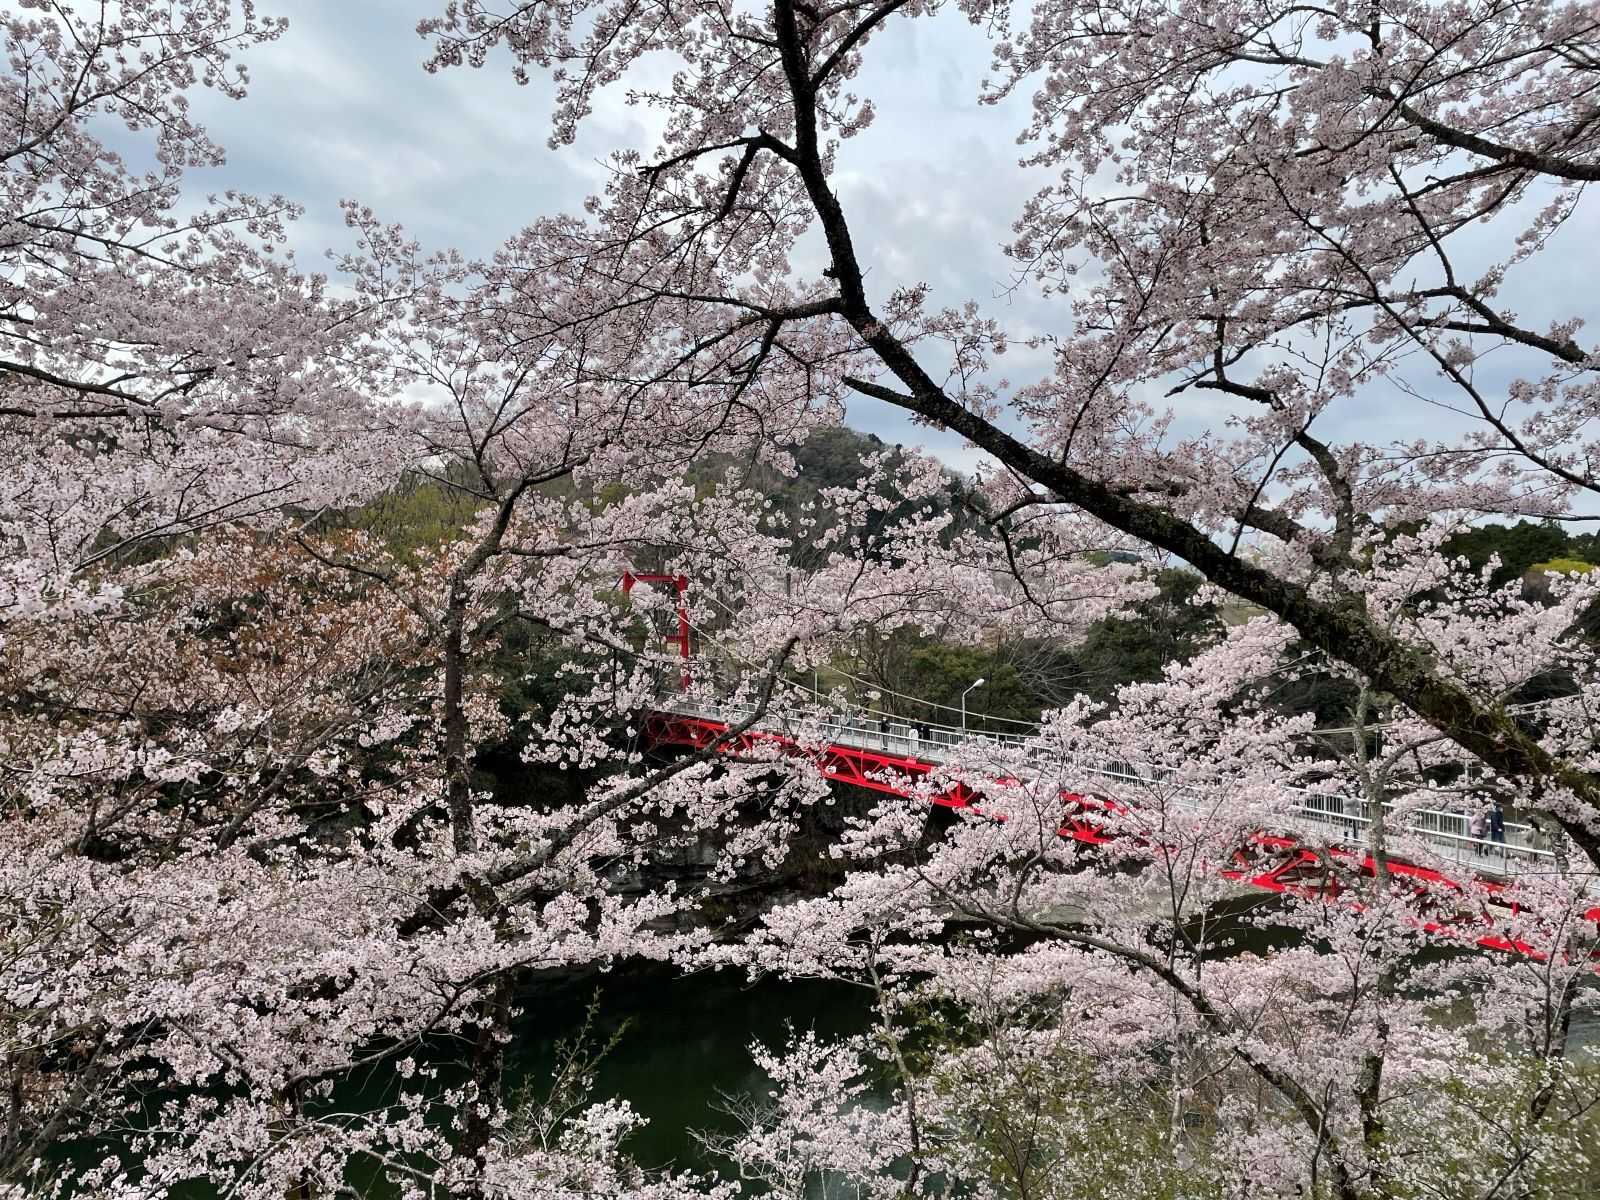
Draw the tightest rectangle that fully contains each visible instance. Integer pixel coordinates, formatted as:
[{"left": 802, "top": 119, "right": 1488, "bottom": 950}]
[
  {"left": 412, "top": 1, "right": 1600, "bottom": 1196},
  {"left": 323, "top": 195, "right": 1163, "bottom": 1191},
  {"left": 9, "top": 1, "right": 1600, "bottom": 1198},
  {"left": 0, "top": 0, "right": 396, "bottom": 630},
  {"left": 418, "top": 0, "right": 1600, "bottom": 853},
  {"left": 0, "top": 6, "right": 411, "bottom": 1188},
  {"left": 726, "top": 555, "right": 1600, "bottom": 1197},
  {"left": 3, "top": 75, "right": 1094, "bottom": 1188}
]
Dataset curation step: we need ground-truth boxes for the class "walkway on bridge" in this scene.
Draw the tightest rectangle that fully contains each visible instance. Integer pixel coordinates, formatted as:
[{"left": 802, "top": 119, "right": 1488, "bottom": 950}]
[{"left": 644, "top": 693, "right": 1589, "bottom": 954}]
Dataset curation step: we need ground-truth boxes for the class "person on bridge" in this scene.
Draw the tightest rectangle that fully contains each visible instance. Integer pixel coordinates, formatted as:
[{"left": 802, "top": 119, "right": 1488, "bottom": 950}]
[
  {"left": 1525, "top": 821, "right": 1553, "bottom": 862},
  {"left": 1490, "top": 804, "right": 1507, "bottom": 851},
  {"left": 1469, "top": 809, "right": 1487, "bottom": 855}
]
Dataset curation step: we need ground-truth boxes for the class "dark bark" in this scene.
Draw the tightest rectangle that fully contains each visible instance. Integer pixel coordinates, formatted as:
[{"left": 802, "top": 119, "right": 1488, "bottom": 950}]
[
  {"left": 455, "top": 975, "right": 516, "bottom": 1199},
  {"left": 756, "top": 0, "right": 1600, "bottom": 866}
]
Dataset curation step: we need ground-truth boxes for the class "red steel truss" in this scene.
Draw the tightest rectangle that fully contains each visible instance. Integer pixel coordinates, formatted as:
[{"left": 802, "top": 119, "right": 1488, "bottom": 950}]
[{"left": 644, "top": 710, "right": 1600, "bottom": 958}]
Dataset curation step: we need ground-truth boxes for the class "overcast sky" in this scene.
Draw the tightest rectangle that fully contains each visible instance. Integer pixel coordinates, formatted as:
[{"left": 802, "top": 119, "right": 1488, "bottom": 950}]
[
  {"left": 176, "top": 1, "right": 1049, "bottom": 471},
  {"left": 181, "top": 2, "right": 1599, "bottom": 493}
]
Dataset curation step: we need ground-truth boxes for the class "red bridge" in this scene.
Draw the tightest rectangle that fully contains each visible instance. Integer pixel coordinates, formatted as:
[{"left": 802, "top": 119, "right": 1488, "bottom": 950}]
[{"left": 644, "top": 695, "right": 1595, "bottom": 958}]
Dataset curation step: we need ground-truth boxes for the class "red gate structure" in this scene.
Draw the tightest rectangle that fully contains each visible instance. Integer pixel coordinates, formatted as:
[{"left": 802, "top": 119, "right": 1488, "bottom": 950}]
[{"left": 621, "top": 572, "right": 692, "bottom": 691}]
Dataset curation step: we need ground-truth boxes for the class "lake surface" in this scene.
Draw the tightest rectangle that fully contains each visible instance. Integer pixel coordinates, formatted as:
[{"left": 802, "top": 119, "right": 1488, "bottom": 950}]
[
  {"left": 500, "top": 963, "right": 873, "bottom": 1173},
  {"left": 74, "top": 911, "right": 1600, "bottom": 1196},
  {"left": 81, "top": 964, "right": 871, "bottom": 1199}
]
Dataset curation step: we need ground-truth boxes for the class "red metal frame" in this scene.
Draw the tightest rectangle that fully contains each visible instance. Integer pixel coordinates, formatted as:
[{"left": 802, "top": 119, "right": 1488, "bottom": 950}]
[
  {"left": 622, "top": 572, "right": 692, "bottom": 691},
  {"left": 645, "top": 710, "right": 1600, "bottom": 958},
  {"left": 645, "top": 710, "right": 983, "bottom": 807}
]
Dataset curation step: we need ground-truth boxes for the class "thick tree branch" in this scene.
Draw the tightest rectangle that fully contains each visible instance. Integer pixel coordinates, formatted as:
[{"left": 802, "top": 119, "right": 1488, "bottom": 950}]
[{"left": 1386, "top": 95, "right": 1600, "bottom": 182}]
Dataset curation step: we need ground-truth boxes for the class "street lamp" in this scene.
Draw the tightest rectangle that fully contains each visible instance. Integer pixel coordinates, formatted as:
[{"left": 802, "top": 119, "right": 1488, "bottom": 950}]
[{"left": 961, "top": 677, "right": 986, "bottom": 737}]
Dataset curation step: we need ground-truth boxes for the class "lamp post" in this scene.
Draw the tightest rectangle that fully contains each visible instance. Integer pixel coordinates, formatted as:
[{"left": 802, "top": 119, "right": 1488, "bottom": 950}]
[{"left": 961, "top": 677, "right": 986, "bottom": 737}]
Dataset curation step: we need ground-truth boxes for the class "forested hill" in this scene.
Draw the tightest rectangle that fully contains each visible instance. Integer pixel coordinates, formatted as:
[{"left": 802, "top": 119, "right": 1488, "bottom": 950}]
[
  {"left": 1442, "top": 521, "right": 1599, "bottom": 591},
  {"left": 685, "top": 425, "right": 982, "bottom": 561},
  {"left": 350, "top": 440, "right": 1600, "bottom": 736}
]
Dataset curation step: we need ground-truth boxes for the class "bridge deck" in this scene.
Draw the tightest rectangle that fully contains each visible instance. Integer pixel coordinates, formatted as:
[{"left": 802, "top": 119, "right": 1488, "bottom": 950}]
[{"left": 645, "top": 696, "right": 1589, "bottom": 956}]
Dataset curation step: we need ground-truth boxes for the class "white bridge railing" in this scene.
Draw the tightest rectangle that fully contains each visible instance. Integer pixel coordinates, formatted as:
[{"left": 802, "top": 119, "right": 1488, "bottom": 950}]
[{"left": 653, "top": 693, "right": 1562, "bottom": 882}]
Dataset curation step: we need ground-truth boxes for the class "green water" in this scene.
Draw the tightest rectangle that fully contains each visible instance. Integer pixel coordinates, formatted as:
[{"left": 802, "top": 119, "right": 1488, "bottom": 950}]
[
  {"left": 54, "top": 963, "right": 869, "bottom": 1197},
  {"left": 498, "top": 964, "right": 872, "bottom": 1172},
  {"left": 321, "top": 962, "right": 873, "bottom": 1185},
  {"left": 66, "top": 901, "right": 1600, "bottom": 1194}
]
